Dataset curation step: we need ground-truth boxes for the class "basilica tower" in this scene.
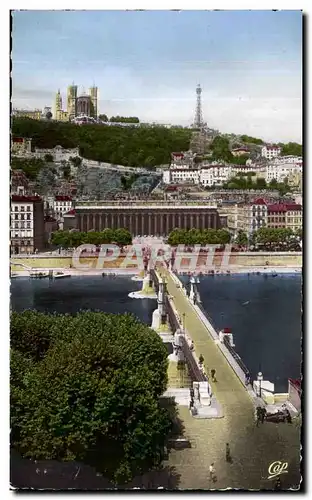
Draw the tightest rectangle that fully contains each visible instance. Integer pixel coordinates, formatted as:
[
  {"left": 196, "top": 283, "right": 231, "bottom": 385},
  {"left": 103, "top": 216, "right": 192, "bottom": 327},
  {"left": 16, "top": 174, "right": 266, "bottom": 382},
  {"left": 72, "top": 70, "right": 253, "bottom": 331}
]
[
  {"left": 89, "top": 86, "right": 98, "bottom": 118},
  {"left": 55, "top": 89, "right": 62, "bottom": 121}
]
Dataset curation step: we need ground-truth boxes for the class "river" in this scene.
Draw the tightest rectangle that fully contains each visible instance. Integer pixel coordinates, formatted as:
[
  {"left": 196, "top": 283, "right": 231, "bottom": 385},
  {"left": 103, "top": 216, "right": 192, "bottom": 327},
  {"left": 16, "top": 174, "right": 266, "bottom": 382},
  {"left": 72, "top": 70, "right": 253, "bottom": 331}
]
[{"left": 10, "top": 273, "right": 302, "bottom": 392}]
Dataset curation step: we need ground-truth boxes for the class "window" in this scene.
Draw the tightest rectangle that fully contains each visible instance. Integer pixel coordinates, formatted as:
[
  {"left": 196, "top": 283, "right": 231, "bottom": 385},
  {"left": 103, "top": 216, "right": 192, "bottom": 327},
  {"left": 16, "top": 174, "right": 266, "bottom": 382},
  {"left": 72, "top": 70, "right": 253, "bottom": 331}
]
[
  {"left": 15, "top": 222, "right": 19, "bottom": 229},
  {"left": 27, "top": 222, "right": 30, "bottom": 228},
  {"left": 14, "top": 214, "right": 18, "bottom": 220},
  {"left": 27, "top": 213, "right": 31, "bottom": 220},
  {"left": 20, "top": 206, "right": 25, "bottom": 212},
  {"left": 27, "top": 240, "right": 31, "bottom": 246},
  {"left": 21, "top": 214, "right": 25, "bottom": 220},
  {"left": 15, "top": 206, "right": 18, "bottom": 212},
  {"left": 21, "top": 222, "right": 25, "bottom": 229},
  {"left": 27, "top": 206, "right": 31, "bottom": 211},
  {"left": 21, "top": 240, "right": 24, "bottom": 246}
]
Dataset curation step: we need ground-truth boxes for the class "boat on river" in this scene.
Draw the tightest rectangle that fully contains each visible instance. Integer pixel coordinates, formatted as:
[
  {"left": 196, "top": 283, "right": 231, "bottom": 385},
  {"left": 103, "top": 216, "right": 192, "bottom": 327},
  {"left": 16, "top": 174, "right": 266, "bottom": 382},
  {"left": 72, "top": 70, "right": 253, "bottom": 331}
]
[{"left": 54, "top": 272, "right": 71, "bottom": 279}]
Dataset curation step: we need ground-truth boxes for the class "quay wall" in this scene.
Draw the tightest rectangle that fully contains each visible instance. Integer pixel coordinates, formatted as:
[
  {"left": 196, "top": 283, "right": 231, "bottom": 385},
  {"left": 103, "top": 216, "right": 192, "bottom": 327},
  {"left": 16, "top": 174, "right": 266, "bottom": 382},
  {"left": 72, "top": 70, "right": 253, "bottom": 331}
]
[
  {"left": 11, "top": 252, "right": 301, "bottom": 271},
  {"left": 179, "top": 252, "right": 302, "bottom": 268}
]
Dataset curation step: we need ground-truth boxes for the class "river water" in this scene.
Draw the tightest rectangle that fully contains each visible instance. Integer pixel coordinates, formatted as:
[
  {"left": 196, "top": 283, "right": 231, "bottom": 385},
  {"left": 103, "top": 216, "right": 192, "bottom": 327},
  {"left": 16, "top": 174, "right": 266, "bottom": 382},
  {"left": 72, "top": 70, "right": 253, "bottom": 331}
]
[{"left": 10, "top": 273, "right": 302, "bottom": 392}]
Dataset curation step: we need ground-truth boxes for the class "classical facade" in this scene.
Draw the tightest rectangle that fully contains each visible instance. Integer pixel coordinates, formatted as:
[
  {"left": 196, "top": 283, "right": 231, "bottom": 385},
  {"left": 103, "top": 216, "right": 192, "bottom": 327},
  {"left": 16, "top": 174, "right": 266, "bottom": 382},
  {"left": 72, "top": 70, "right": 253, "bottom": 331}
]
[
  {"left": 74, "top": 202, "right": 221, "bottom": 236},
  {"left": 10, "top": 195, "right": 44, "bottom": 254}
]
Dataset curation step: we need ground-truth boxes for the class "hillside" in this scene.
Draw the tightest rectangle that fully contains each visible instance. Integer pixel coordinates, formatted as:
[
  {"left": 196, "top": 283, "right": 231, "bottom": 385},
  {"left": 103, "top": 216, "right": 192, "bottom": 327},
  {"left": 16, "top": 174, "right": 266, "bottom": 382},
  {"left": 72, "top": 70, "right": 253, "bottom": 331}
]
[{"left": 12, "top": 118, "right": 192, "bottom": 167}]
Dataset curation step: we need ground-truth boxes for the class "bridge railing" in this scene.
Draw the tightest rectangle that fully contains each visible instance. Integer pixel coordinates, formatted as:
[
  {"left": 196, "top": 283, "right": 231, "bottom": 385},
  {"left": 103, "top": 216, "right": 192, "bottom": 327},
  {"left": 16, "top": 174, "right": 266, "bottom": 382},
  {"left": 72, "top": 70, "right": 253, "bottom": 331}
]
[
  {"left": 196, "top": 301, "right": 250, "bottom": 377},
  {"left": 180, "top": 336, "right": 206, "bottom": 382}
]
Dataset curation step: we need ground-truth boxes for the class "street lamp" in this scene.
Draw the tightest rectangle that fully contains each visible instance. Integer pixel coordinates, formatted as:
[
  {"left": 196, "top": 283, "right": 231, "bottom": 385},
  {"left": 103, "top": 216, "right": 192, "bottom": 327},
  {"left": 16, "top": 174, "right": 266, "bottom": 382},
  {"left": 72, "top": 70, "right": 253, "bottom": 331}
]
[
  {"left": 257, "top": 371, "right": 263, "bottom": 398},
  {"left": 182, "top": 312, "right": 186, "bottom": 336}
]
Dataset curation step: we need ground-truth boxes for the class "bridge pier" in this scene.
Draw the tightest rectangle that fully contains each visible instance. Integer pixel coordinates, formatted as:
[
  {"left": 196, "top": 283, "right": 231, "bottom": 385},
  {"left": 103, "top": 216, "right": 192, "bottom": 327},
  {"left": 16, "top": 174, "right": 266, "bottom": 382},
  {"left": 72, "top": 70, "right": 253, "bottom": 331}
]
[{"left": 151, "top": 276, "right": 171, "bottom": 333}]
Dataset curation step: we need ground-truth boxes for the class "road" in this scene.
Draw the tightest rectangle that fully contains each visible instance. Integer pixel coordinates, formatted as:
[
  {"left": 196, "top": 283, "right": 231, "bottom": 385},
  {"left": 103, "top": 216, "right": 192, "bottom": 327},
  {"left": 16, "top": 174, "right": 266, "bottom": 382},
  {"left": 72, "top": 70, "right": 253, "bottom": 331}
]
[{"left": 161, "top": 268, "right": 301, "bottom": 490}]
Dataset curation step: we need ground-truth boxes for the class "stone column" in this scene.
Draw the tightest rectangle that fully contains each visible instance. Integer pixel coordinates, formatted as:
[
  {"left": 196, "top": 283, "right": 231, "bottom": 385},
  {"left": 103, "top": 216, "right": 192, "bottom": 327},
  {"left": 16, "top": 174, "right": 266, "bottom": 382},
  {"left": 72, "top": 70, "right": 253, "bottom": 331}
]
[
  {"left": 160, "top": 213, "right": 163, "bottom": 235},
  {"left": 123, "top": 214, "right": 126, "bottom": 228},
  {"left": 196, "top": 214, "right": 200, "bottom": 229},
  {"left": 148, "top": 213, "right": 152, "bottom": 235},
  {"left": 178, "top": 213, "right": 182, "bottom": 229}
]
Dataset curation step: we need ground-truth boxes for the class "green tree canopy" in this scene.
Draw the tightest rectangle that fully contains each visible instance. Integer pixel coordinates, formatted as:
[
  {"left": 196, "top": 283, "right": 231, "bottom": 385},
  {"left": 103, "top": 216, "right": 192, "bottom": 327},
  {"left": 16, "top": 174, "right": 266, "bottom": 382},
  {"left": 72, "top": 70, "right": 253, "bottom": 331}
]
[
  {"left": 51, "top": 229, "right": 132, "bottom": 248},
  {"left": 280, "top": 142, "right": 302, "bottom": 157},
  {"left": 10, "top": 311, "right": 171, "bottom": 484},
  {"left": 110, "top": 116, "right": 140, "bottom": 123},
  {"left": 167, "top": 228, "right": 231, "bottom": 246},
  {"left": 235, "top": 230, "right": 248, "bottom": 246},
  {"left": 12, "top": 117, "right": 191, "bottom": 169},
  {"left": 240, "top": 135, "right": 264, "bottom": 145}
]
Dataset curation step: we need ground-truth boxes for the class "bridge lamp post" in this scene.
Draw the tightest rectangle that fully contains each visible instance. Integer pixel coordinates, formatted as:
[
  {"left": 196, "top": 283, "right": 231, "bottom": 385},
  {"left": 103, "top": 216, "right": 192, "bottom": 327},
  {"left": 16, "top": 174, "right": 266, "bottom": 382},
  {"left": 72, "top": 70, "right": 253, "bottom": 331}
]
[
  {"left": 182, "top": 312, "right": 186, "bottom": 336},
  {"left": 257, "top": 371, "right": 263, "bottom": 398}
]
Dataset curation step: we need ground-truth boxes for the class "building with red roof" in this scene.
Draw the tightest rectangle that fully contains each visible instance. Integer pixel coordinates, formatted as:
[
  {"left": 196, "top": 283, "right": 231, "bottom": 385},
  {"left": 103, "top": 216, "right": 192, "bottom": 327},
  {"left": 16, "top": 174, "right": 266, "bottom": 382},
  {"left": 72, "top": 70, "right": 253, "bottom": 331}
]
[
  {"left": 10, "top": 194, "right": 44, "bottom": 254},
  {"left": 267, "top": 203, "right": 302, "bottom": 231},
  {"left": 261, "top": 144, "right": 281, "bottom": 160}
]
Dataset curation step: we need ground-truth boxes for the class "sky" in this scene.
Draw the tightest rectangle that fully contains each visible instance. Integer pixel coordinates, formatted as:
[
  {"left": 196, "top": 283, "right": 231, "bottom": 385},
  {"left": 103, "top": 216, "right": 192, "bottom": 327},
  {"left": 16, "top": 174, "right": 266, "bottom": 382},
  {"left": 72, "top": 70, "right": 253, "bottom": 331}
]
[{"left": 12, "top": 10, "right": 302, "bottom": 143}]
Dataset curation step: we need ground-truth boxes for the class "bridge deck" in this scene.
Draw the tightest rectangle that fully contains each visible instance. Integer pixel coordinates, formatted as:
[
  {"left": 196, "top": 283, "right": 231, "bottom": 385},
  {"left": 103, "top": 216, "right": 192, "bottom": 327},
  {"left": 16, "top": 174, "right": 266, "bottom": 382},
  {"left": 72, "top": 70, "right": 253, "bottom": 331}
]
[{"left": 161, "top": 268, "right": 301, "bottom": 490}]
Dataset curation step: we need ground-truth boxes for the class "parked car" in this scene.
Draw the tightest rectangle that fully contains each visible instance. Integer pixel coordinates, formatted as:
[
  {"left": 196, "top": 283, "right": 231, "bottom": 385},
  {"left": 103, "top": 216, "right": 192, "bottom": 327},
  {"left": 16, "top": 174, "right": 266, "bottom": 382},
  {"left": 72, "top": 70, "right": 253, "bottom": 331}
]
[{"left": 265, "top": 408, "right": 292, "bottom": 424}]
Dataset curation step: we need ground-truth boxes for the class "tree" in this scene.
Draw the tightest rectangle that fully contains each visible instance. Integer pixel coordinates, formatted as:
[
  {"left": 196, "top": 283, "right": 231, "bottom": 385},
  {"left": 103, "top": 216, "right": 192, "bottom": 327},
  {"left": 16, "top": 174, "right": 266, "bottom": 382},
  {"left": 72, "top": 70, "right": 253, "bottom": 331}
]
[
  {"left": 10, "top": 311, "right": 172, "bottom": 484},
  {"left": 50, "top": 229, "right": 132, "bottom": 248},
  {"left": 167, "top": 228, "right": 231, "bottom": 246},
  {"left": 44, "top": 153, "right": 54, "bottom": 163},
  {"left": 62, "top": 163, "right": 71, "bottom": 179},
  {"left": 12, "top": 117, "right": 192, "bottom": 168},
  {"left": 69, "top": 156, "right": 82, "bottom": 167},
  {"left": 240, "top": 135, "right": 264, "bottom": 145},
  {"left": 269, "top": 178, "right": 278, "bottom": 188},
  {"left": 255, "top": 177, "right": 267, "bottom": 189},
  {"left": 235, "top": 230, "right": 248, "bottom": 246},
  {"left": 280, "top": 142, "right": 302, "bottom": 157},
  {"left": 99, "top": 114, "right": 108, "bottom": 122}
]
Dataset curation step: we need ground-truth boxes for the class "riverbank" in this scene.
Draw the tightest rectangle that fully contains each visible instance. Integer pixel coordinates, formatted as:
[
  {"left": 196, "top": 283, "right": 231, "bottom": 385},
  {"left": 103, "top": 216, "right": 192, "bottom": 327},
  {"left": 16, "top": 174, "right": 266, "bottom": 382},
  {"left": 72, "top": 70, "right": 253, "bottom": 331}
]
[
  {"left": 11, "top": 265, "right": 301, "bottom": 278},
  {"left": 10, "top": 251, "right": 302, "bottom": 273}
]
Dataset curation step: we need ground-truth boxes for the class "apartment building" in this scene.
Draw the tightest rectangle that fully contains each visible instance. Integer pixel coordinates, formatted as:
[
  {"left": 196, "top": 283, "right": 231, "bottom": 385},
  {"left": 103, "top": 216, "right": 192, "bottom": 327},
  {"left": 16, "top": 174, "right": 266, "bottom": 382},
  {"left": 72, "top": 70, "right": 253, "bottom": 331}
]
[
  {"left": 267, "top": 203, "right": 302, "bottom": 231},
  {"left": 53, "top": 196, "right": 73, "bottom": 218},
  {"left": 199, "top": 165, "right": 231, "bottom": 187},
  {"left": 265, "top": 162, "right": 302, "bottom": 184},
  {"left": 163, "top": 167, "right": 200, "bottom": 185},
  {"left": 237, "top": 198, "right": 268, "bottom": 235},
  {"left": 261, "top": 145, "right": 281, "bottom": 160},
  {"left": 10, "top": 195, "right": 44, "bottom": 254}
]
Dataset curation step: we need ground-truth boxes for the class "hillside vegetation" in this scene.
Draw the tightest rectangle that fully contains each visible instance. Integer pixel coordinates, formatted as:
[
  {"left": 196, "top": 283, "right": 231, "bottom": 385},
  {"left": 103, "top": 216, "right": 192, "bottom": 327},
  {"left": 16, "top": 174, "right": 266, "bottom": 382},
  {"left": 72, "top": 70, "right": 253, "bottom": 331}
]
[{"left": 12, "top": 118, "right": 192, "bottom": 167}]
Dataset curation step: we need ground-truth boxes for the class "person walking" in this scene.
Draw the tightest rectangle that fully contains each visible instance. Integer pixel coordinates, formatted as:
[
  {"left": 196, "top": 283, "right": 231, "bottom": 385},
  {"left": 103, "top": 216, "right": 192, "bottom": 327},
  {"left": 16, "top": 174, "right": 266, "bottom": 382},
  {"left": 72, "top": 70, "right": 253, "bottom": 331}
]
[
  {"left": 209, "top": 463, "right": 216, "bottom": 482},
  {"left": 225, "top": 443, "right": 231, "bottom": 462},
  {"left": 256, "top": 407, "right": 261, "bottom": 427},
  {"left": 260, "top": 407, "right": 266, "bottom": 424},
  {"left": 274, "top": 476, "right": 281, "bottom": 490},
  {"left": 211, "top": 369, "right": 216, "bottom": 382}
]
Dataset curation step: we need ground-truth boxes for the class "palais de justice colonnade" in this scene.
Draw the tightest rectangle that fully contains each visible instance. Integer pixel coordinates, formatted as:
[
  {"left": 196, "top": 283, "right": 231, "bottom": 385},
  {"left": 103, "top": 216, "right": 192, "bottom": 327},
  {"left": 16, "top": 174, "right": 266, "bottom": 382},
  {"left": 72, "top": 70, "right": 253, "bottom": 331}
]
[{"left": 74, "top": 204, "right": 221, "bottom": 236}]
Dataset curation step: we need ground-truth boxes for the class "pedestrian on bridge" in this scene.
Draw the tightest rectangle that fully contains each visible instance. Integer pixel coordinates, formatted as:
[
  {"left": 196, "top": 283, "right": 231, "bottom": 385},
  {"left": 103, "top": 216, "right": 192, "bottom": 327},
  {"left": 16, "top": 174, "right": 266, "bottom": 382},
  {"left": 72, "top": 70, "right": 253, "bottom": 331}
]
[
  {"left": 209, "top": 463, "right": 216, "bottom": 482},
  {"left": 211, "top": 369, "right": 216, "bottom": 382},
  {"left": 225, "top": 443, "right": 231, "bottom": 463}
]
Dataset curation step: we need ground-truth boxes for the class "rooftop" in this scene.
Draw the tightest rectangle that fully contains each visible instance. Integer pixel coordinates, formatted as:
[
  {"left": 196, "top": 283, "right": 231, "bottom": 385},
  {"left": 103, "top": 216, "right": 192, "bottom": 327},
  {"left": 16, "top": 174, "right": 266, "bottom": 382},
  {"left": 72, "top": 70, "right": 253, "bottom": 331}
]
[
  {"left": 252, "top": 198, "right": 267, "bottom": 205},
  {"left": 55, "top": 196, "right": 73, "bottom": 201},
  {"left": 268, "top": 203, "right": 302, "bottom": 212},
  {"left": 75, "top": 200, "right": 218, "bottom": 208},
  {"left": 11, "top": 195, "right": 42, "bottom": 202}
]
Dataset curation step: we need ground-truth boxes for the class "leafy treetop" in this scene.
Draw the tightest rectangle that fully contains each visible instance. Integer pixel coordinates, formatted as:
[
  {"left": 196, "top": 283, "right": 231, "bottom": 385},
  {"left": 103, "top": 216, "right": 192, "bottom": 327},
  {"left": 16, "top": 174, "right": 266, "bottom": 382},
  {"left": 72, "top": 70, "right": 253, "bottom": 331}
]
[{"left": 11, "top": 311, "right": 171, "bottom": 484}]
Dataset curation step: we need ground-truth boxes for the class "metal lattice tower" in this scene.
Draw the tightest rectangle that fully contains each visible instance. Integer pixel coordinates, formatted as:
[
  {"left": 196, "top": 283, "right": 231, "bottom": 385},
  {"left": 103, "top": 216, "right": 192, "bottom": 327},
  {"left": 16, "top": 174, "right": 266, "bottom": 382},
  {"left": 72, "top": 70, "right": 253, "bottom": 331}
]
[{"left": 194, "top": 84, "right": 203, "bottom": 128}]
